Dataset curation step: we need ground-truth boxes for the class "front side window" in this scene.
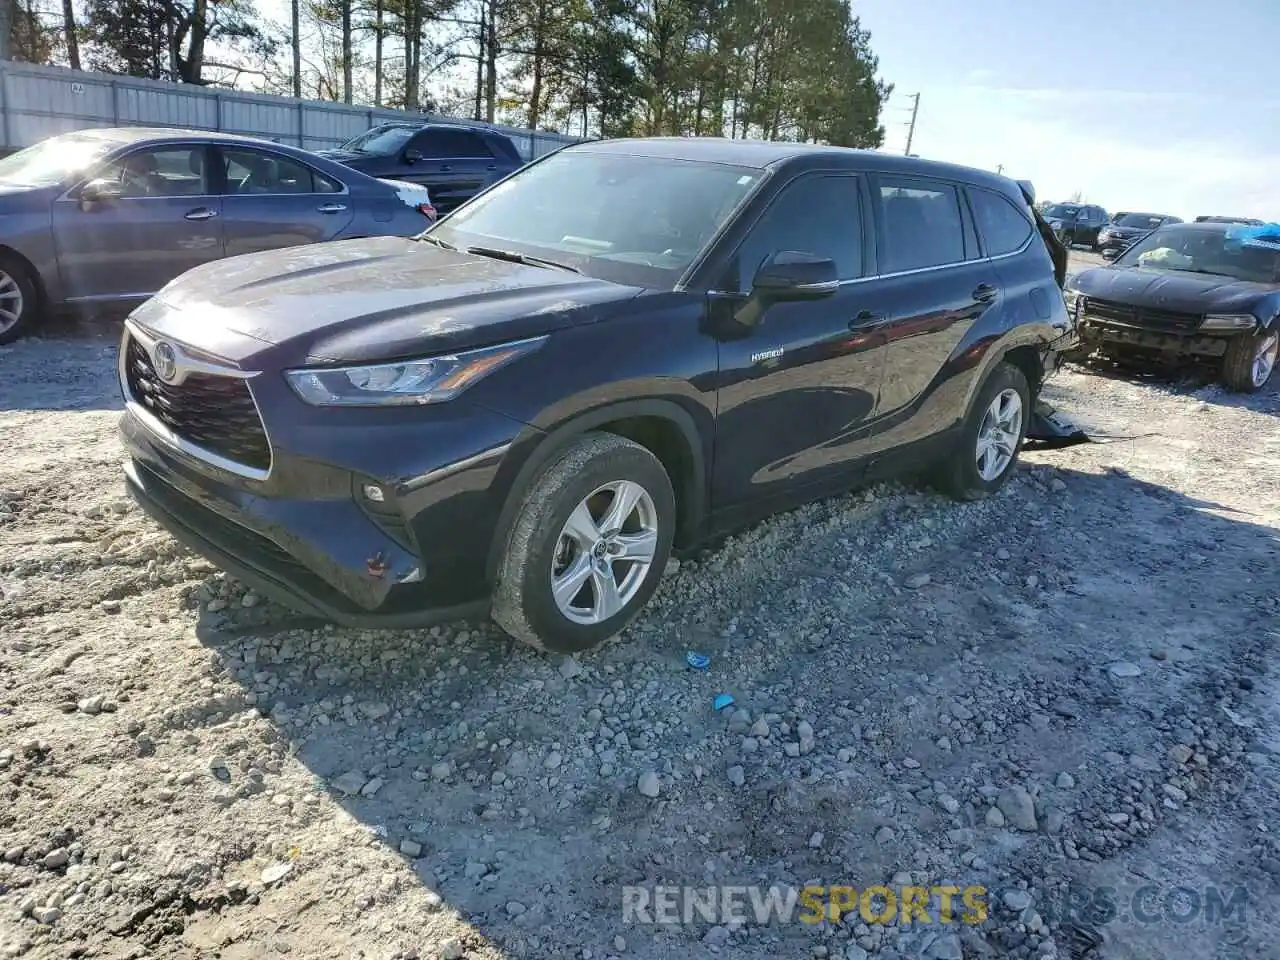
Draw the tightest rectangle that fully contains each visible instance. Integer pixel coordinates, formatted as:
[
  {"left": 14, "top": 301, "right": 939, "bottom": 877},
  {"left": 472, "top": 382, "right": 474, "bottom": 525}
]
[
  {"left": 969, "top": 187, "right": 1033, "bottom": 257},
  {"left": 429, "top": 150, "right": 764, "bottom": 288},
  {"left": 94, "top": 146, "right": 210, "bottom": 199},
  {"left": 1113, "top": 224, "right": 1280, "bottom": 283},
  {"left": 417, "top": 129, "right": 495, "bottom": 159},
  {"left": 724, "top": 175, "right": 863, "bottom": 292},
  {"left": 221, "top": 148, "right": 334, "bottom": 194},
  {"left": 877, "top": 179, "right": 966, "bottom": 273}
]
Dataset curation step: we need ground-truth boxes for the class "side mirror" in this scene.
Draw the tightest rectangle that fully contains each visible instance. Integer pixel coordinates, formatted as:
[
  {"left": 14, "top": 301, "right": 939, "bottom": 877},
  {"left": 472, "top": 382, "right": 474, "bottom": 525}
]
[
  {"left": 751, "top": 251, "right": 839, "bottom": 301},
  {"left": 1101, "top": 247, "right": 1120, "bottom": 261},
  {"left": 80, "top": 178, "right": 123, "bottom": 205},
  {"left": 403, "top": 148, "right": 422, "bottom": 164}
]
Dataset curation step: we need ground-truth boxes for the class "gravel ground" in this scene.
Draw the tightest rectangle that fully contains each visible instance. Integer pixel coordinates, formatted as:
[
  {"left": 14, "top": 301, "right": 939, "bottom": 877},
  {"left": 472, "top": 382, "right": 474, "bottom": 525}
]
[{"left": 2, "top": 253, "right": 1279, "bottom": 960}]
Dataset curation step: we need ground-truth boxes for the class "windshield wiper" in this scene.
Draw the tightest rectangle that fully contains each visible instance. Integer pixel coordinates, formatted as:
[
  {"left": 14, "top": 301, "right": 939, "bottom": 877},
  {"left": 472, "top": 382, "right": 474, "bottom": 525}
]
[
  {"left": 465, "top": 245, "right": 581, "bottom": 274},
  {"left": 417, "top": 234, "right": 457, "bottom": 251}
]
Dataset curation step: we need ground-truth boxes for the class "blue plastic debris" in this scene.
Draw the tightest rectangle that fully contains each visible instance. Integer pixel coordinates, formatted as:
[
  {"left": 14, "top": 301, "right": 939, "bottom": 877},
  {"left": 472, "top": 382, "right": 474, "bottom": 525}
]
[
  {"left": 685, "top": 651, "right": 710, "bottom": 670},
  {"left": 714, "top": 693, "right": 735, "bottom": 712},
  {"left": 1225, "top": 222, "right": 1280, "bottom": 251}
]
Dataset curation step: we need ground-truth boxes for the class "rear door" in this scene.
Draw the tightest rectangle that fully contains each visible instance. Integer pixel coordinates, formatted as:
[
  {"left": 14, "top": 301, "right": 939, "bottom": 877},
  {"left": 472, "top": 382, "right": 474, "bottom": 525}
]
[
  {"left": 52, "top": 142, "right": 224, "bottom": 302},
  {"left": 216, "top": 145, "right": 354, "bottom": 257},
  {"left": 867, "top": 175, "right": 1001, "bottom": 429}
]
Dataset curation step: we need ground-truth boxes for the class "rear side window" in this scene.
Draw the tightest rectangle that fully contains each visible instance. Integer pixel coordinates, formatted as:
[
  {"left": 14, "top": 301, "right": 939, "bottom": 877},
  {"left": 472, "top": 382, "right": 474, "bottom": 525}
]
[
  {"left": 222, "top": 147, "right": 339, "bottom": 194},
  {"left": 417, "top": 129, "right": 495, "bottom": 159},
  {"left": 968, "top": 187, "right": 1034, "bottom": 257},
  {"left": 726, "top": 174, "right": 863, "bottom": 291},
  {"left": 876, "top": 179, "right": 966, "bottom": 273}
]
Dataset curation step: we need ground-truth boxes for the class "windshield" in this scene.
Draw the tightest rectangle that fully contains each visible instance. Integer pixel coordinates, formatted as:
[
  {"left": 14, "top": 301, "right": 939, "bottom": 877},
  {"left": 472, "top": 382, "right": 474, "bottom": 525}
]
[
  {"left": 427, "top": 150, "right": 765, "bottom": 288},
  {"left": 0, "top": 133, "right": 118, "bottom": 187},
  {"left": 340, "top": 125, "right": 416, "bottom": 155},
  {"left": 1044, "top": 204, "right": 1081, "bottom": 220},
  {"left": 1113, "top": 224, "right": 1280, "bottom": 284},
  {"left": 1115, "top": 213, "right": 1165, "bottom": 230}
]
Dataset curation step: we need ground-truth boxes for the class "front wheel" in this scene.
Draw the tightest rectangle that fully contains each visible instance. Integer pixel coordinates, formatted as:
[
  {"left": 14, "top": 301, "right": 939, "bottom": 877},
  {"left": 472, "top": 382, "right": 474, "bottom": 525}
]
[
  {"left": 1221, "top": 330, "right": 1278, "bottom": 392},
  {"left": 0, "top": 255, "right": 40, "bottom": 346},
  {"left": 491, "top": 432, "right": 676, "bottom": 653},
  {"left": 933, "top": 362, "right": 1031, "bottom": 501}
]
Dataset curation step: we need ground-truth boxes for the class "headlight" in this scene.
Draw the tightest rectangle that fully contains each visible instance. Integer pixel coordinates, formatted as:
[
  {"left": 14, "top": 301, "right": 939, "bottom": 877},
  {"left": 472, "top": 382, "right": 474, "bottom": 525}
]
[
  {"left": 1200, "top": 314, "right": 1258, "bottom": 331},
  {"left": 286, "top": 335, "right": 547, "bottom": 406},
  {"left": 1063, "top": 287, "right": 1080, "bottom": 311}
]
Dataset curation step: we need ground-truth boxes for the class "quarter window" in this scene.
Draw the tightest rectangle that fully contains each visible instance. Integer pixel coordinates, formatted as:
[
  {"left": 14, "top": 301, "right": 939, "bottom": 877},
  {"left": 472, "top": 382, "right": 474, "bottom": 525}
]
[
  {"left": 968, "top": 188, "right": 1034, "bottom": 257},
  {"left": 726, "top": 175, "right": 863, "bottom": 291},
  {"left": 876, "top": 179, "right": 966, "bottom": 273}
]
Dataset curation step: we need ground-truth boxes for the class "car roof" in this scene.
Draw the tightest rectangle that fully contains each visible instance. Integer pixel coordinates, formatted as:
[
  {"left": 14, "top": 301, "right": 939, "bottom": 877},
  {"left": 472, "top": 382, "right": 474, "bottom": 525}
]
[
  {"left": 571, "top": 136, "right": 1024, "bottom": 191},
  {"left": 1119, "top": 212, "right": 1172, "bottom": 219}
]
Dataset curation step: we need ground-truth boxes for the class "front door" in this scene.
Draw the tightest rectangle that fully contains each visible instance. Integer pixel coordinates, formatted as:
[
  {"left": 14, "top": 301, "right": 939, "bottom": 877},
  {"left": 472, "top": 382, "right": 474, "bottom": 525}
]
[
  {"left": 865, "top": 174, "right": 1001, "bottom": 446},
  {"left": 710, "top": 172, "right": 890, "bottom": 513},
  {"left": 406, "top": 128, "right": 496, "bottom": 214},
  {"left": 52, "top": 143, "right": 224, "bottom": 302},
  {"left": 216, "top": 145, "right": 355, "bottom": 257}
]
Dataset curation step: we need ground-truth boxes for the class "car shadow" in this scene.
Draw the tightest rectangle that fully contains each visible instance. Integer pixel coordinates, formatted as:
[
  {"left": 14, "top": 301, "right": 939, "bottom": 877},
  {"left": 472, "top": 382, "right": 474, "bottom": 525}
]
[{"left": 171, "top": 461, "right": 1279, "bottom": 959}]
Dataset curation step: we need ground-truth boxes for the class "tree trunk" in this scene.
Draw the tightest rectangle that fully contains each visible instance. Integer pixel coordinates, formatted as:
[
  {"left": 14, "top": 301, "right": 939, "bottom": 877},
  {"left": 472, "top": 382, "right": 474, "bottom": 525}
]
[
  {"left": 291, "top": 0, "right": 301, "bottom": 97},
  {"left": 410, "top": 0, "right": 422, "bottom": 110},
  {"left": 341, "top": 0, "right": 353, "bottom": 104},
  {"left": 528, "top": 0, "right": 545, "bottom": 130},
  {"left": 473, "top": 0, "right": 485, "bottom": 120},
  {"left": 484, "top": 0, "right": 498, "bottom": 123},
  {"left": 61, "top": 0, "right": 79, "bottom": 69},
  {"left": 182, "top": 0, "right": 208, "bottom": 84},
  {"left": 373, "top": 0, "right": 383, "bottom": 106},
  {"left": 403, "top": 3, "right": 414, "bottom": 108}
]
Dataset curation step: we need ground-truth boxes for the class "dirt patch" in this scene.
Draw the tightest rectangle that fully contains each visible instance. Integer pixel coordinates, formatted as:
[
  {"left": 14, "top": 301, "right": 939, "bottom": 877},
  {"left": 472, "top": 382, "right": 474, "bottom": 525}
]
[{"left": 2, "top": 291, "right": 1278, "bottom": 960}]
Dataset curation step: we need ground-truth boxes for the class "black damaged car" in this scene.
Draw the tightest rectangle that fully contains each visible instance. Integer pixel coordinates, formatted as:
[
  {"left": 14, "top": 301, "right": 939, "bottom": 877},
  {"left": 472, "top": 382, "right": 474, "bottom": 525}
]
[
  {"left": 1066, "top": 220, "right": 1279, "bottom": 392},
  {"left": 118, "top": 137, "right": 1074, "bottom": 652},
  {"left": 1095, "top": 211, "right": 1182, "bottom": 256}
]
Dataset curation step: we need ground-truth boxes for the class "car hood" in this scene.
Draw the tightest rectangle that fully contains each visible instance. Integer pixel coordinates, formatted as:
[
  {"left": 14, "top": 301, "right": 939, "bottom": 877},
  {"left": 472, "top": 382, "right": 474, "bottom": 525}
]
[
  {"left": 136, "top": 236, "right": 645, "bottom": 365},
  {"left": 315, "top": 149, "right": 374, "bottom": 165},
  {"left": 1069, "top": 265, "right": 1278, "bottom": 315}
]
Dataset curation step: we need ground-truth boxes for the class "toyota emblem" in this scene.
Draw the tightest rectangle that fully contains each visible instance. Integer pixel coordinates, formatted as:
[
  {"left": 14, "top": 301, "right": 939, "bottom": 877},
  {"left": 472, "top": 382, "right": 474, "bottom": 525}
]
[{"left": 152, "top": 341, "right": 179, "bottom": 383}]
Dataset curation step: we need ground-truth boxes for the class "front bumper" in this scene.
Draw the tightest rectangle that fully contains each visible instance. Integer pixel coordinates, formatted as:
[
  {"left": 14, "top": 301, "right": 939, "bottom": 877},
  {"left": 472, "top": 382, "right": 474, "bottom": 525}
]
[
  {"left": 1077, "top": 319, "right": 1232, "bottom": 358},
  {"left": 119, "top": 395, "right": 526, "bottom": 629},
  {"left": 1096, "top": 234, "right": 1136, "bottom": 252}
]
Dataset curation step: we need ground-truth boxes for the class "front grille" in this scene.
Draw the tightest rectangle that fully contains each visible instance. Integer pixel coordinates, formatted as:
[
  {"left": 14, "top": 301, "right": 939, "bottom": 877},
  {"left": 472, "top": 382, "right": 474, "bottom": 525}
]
[
  {"left": 1081, "top": 297, "right": 1203, "bottom": 332},
  {"left": 124, "top": 336, "right": 272, "bottom": 472}
]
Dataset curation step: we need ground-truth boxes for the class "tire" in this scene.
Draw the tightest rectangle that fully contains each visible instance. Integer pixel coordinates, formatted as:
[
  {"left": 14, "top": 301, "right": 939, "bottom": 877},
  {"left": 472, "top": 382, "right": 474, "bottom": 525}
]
[
  {"left": 933, "top": 362, "right": 1031, "bottom": 501},
  {"left": 1221, "top": 329, "right": 1279, "bottom": 393},
  {"left": 491, "top": 432, "right": 676, "bottom": 653},
  {"left": 0, "top": 253, "right": 40, "bottom": 346}
]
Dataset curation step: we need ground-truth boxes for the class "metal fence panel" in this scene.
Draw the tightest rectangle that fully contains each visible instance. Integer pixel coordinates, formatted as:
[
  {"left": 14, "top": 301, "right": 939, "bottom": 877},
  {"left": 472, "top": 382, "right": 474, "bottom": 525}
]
[{"left": 0, "top": 59, "right": 581, "bottom": 161}]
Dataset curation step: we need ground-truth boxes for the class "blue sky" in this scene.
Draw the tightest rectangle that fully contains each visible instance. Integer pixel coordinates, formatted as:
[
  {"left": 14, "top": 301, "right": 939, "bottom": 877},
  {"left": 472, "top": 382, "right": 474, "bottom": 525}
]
[{"left": 854, "top": 0, "right": 1278, "bottom": 221}]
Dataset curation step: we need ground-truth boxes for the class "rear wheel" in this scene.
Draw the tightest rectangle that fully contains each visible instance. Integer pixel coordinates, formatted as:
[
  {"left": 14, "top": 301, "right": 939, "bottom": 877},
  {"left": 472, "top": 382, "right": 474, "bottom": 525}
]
[
  {"left": 491, "top": 432, "right": 676, "bottom": 653},
  {"left": 1222, "top": 330, "right": 1279, "bottom": 392},
  {"left": 0, "top": 254, "right": 40, "bottom": 346},
  {"left": 934, "top": 362, "right": 1030, "bottom": 501}
]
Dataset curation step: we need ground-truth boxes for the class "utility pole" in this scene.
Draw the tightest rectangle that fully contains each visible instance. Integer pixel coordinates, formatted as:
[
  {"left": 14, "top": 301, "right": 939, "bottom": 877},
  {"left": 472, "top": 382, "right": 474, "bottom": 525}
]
[
  {"left": 996, "top": 163, "right": 1005, "bottom": 175},
  {"left": 904, "top": 93, "right": 920, "bottom": 156}
]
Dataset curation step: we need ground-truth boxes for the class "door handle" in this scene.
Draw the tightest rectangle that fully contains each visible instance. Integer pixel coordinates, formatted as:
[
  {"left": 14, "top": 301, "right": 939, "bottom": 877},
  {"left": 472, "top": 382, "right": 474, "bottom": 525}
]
[
  {"left": 850, "top": 309, "right": 888, "bottom": 329},
  {"left": 972, "top": 283, "right": 998, "bottom": 303},
  {"left": 317, "top": 203, "right": 347, "bottom": 214},
  {"left": 440, "top": 165, "right": 452, "bottom": 172},
  {"left": 487, "top": 164, "right": 497, "bottom": 170},
  {"left": 184, "top": 207, "right": 217, "bottom": 221}
]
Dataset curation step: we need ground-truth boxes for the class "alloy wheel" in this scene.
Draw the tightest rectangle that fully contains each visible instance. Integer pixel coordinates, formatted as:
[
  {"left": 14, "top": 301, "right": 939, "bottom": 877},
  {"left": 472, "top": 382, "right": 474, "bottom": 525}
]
[
  {"left": 550, "top": 480, "right": 659, "bottom": 625},
  {"left": 975, "top": 388, "right": 1023, "bottom": 482},
  {"left": 0, "top": 270, "right": 25, "bottom": 334},
  {"left": 1253, "top": 332, "right": 1279, "bottom": 388}
]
